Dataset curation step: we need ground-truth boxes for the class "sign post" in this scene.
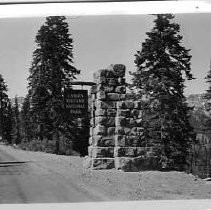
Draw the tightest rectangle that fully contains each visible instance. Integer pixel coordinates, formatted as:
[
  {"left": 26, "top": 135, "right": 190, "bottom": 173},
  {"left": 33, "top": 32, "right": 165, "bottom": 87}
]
[
  {"left": 63, "top": 82, "right": 95, "bottom": 156},
  {"left": 64, "top": 88, "right": 89, "bottom": 156}
]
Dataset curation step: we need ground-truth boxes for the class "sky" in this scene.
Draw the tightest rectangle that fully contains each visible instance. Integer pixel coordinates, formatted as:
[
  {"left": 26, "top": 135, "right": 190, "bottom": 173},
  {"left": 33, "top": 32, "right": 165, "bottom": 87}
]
[{"left": 0, "top": 12, "right": 211, "bottom": 98}]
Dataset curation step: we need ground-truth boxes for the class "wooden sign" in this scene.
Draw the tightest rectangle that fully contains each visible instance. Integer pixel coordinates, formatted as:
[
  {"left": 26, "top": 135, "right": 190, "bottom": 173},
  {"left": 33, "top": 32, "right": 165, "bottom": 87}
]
[{"left": 64, "top": 89, "right": 88, "bottom": 118}]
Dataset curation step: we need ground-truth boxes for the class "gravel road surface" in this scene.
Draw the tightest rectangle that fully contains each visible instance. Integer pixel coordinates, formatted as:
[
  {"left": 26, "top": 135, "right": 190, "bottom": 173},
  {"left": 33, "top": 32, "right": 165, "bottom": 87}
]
[
  {"left": 0, "top": 144, "right": 107, "bottom": 203},
  {"left": 1, "top": 143, "right": 211, "bottom": 204}
]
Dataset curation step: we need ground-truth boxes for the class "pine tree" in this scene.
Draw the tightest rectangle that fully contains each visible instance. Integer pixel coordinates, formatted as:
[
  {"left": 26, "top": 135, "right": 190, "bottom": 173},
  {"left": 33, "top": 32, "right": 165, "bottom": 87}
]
[
  {"left": 204, "top": 60, "right": 211, "bottom": 107},
  {"left": 12, "top": 96, "right": 21, "bottom": 144},
  {"left": 130, "top": 14, "right": 195, "bottom": 169},
  {"left": 203, "top": 59, "right": 211, "bottom": 130},
  {"left": 0, "top": 74, "right": 12, "bottom": 143},
  {"left": 4, "top": 100, "right": 13, "bottom": 144},
  {"left": 20, "top": 94, "right": 34, "bottom": 142},
  {"left": 28, "top": 16, "right": 80, "bottom": 142}
]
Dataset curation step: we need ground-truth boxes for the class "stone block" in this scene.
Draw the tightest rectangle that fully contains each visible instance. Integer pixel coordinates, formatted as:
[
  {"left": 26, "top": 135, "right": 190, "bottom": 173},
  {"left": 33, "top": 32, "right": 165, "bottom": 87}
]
[
  {"left": 100, "top": 76, "right": 107, "bottom": 84},
  {"left": 108, "top": 71, "right": 116, "bottom": 78},
  {"left": 116, "top": 109, "right": 130, "bottom": 117},
  {"left": 115, "top": 86, "right": 126, "bottom": 94},
  {"left": 134, "top": 101, "right": 142, "bottom": 109},
  {"left": 130, "top": 127, "right": 138, "bottom": 135},
  {"left": 101, "top": 138, "right": 115, "bottom": 147},
  {"left": 91, "top": 93, "right": 97, "bottom": 101},
  {"left": 137, "top": 132, "right": 145, "bottom": 142},
  {"left": 107, "top": 117, "right": 115, "bottom": 127},
  {"left": 145, "top": 147, "right": 159, "bottom": 157},
  {"left": 119, "top": 94, "right": 126, "bottom": 100},
  {"left": 107, "top": 93, "right": 120, "bottom": 101},
  {"left": 125, "top": 93, "right": 134, "bottom": 99},
  {"left": 91, "top": 85, "right": 97, "bottom": 94},
  {"left": 92, "top": 158, "right": 115, "bottom": 170},
  {"left": 115, "top": 135, "right": 126, "bottom": 147},
  {"left": 124, "top": 127, "right": 131, "bottom": 135},
  {"left": 107, "top": 127, "right": 115, "bottom": 136},
  {"left": 105, "top": 86, "right": 115, "bottom": 93},
  {"left": 139, "top": 111, "right": 143, "bottom": 119},
  {"left": 115, "top": 117, "right": 127, "bottom": 127},
  {"left": 113, "top": 64, "right": 126, "bottom": 78},
  {"left": 89, "top": 137, "right": 93, "bottom": 145},
  {"left": 107, "top": 109, "right": 116, "bottom": 117},
  {"left": 127, "top": 118, "right": 136, "bottom": 127},
  {"left": 89, "top": 127, "right": 94, "bottom": 136},
  {"left": 125, "top": 101, "right": 134, "bottom": 109},
  {"left": 95, "top": 109, "right": 107, "bottom": 117},
  {"left": 92, "top": 136, "right": 115, "bottom": 147},
  {"left": 116, "top": 101, "right": 126, "bottom": 109},
  {"left": 135, "top": 118, "right": 143, "bottom": 126},
  {"left": 95, "top": 101, "right": 105, "bottom": 109},
  {"left": 97, "top": 85, "right": 114, "bottom": 93},
  {"left": 115, "top": 126, "right": 125, "bottom": 135},
  {"left": 130, "top": 109, "right": 139, "bottom": 117},
  {"left": 90, "top": 118, "right": 95, "bottom": 127},
  {"left": 92, "top": 135, "right": 102, "bottom": 142},
  {"left": 115, "top": 157, "right": 138, "bottom": 171},
  {"left": 114, "top": 147, "right": 136, "bottom": 157},
  {"left": 95, "top": 116, "right": 107, "bottom": 126},
  {"left": 89, "top": 146, "right": 114, "bottom": 158},
  {"left": 93, "top": 125, "right": 107, "bottom": 135},
  {"left": 96, "top": 100, "right": 116, "bottom": 109},
  {"left": 96, "top": 84, "right": 104, "bottom": 92},
  {"left": 107, "top": 78, "right": 118, "bottom": 86},
  {"left": 135, "top": 147, "right": 147, "bottom": 156},
  {"left": 103, "top": 138, "right": 115, "bottom": 147},
  {"left": 94, "top": 76, "right": 106, "bottom": 84},
  {"left": 125, "top": 135, "right": 140, "bottom": 147},
  {"left": 117, "top": 77, "right": 126, "bottom": 85},
  {"left": 137, "top": 127, "right": 144, "bottom": 134},
  {"left": 104, "top": 66, "right": 116, "bottom": 77},
  {"left": 96, "top": 91, "right": 106, "bottom": 100},
  {"left": 135, "top": 156, "right": 160, "bottom": 170}
]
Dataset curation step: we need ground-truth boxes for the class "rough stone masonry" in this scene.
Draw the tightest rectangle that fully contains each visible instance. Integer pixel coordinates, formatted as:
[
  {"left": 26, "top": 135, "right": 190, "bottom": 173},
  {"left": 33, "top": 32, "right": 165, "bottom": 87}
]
[{"left": 86, "top": 64, "right": 160, "bottom": 171}]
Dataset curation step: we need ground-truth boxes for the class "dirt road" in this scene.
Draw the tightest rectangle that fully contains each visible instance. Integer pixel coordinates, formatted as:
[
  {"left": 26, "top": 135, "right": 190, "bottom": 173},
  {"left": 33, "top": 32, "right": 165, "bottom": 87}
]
[
  {"left": 1, "top": 143, "right": 211, "bottom": 204},
  {"left": 0, "top": 144, "right": 106, "bottom": 203}
]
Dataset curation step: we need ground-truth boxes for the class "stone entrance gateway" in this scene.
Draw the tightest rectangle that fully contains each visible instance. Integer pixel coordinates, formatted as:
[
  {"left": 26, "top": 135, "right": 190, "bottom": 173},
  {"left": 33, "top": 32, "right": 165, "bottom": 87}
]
[{"left": 86, "top": 64, "right": 160, "bottom": 171}]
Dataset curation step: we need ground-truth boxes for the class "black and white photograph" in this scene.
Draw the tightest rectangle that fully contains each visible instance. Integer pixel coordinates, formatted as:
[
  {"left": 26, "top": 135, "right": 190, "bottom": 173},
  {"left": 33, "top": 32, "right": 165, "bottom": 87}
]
[{"left": 0, "top": 0, "right": 211, "bottom": 209}]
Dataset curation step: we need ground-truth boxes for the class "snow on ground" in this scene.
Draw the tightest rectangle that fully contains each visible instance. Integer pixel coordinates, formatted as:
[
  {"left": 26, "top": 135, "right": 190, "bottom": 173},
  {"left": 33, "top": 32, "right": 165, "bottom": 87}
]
[{"left": 3, "top": 144, "right": 211, "bottom": 201}]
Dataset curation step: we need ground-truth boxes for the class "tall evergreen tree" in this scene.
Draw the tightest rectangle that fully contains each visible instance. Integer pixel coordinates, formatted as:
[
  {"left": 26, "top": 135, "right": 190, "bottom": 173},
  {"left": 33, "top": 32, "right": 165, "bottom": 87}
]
[
  {"left": 0, "top": 74, "right": 12, "bottom": 143},
  {"left": 20, "top": 94, "right": 34, "bottom": 142},
  {"left": 28, "top": 16, "right": 80, "bottom": 141},
  {"left": 203, "top": 59, "right": 211, "bottom": 130},
  {"left": 130, "top": 14, "right": 195, "bottom": 169},
  {"left": 12, "top": 96, "right": 21, "bottom": 144},
  {"left": 4, "top": 100, "right": 13, "bottom": 144},
  {"left": 204, "top": 60, "right": 211, "bottom": 107}
]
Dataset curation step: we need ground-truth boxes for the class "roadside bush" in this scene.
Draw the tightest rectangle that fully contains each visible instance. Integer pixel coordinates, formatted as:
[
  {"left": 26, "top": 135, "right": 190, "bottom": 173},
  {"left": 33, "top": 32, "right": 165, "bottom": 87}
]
[{"left": 17, "top": 134, "right": 81, "bottom": 156}]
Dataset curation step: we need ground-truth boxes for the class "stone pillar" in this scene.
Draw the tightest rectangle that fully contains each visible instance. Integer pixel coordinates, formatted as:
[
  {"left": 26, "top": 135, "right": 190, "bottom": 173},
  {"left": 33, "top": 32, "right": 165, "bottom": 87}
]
[
  {"left": 114, "top": 101, "right": 143, "bottom": 171},
  {"left": 88, "top": 64, "right": 126, "bottom": 169},
  {"left": 86, "top": 64, "right": 160, "bottom": 171}
]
